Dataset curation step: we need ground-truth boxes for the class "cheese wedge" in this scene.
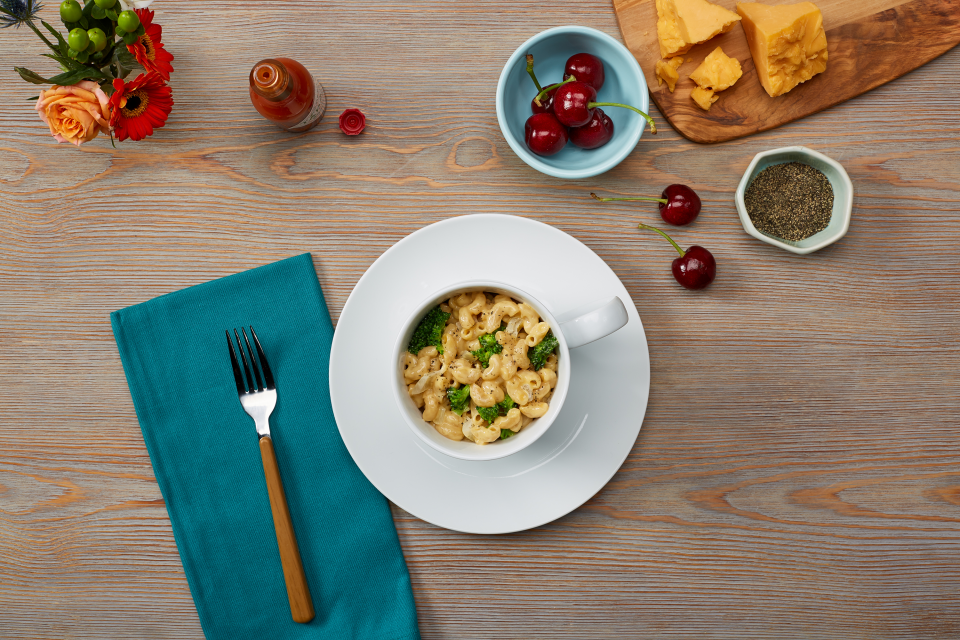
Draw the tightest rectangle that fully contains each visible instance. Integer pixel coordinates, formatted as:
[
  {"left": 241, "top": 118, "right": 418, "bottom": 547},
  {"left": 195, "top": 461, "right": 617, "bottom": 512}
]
[
  {"left": 689, "top": 47, "right": 742, "bottom": 92},
  {"left": 691, "top": 86, "right": 719, "bottom": 110},
  {"left": 736, "top": 1, "right": 828, "bottom": 97},
  {"left": 656, "top": 0, "right": 742, "bottom": 58},
  {"left": 655, "top": 57, "right": 685, "bottom": 92}
]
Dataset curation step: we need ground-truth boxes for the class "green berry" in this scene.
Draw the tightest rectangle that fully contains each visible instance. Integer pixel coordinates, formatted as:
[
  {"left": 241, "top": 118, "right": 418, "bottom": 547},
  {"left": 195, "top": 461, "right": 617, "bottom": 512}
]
[
  {"left": 59, "top": 0, "right": 82, "bottom": 22},
  {"left": 117, "top": 10, "right": 140, "bottom": 33},
  {"left": 94, "top": 0, "right": 116, "bottom": 7},
  {"left": 87, "top": 27, "right": 107, "bottom": 52},
  {"left": 68, "top": 27, "right": 89, "bottom": 52}
]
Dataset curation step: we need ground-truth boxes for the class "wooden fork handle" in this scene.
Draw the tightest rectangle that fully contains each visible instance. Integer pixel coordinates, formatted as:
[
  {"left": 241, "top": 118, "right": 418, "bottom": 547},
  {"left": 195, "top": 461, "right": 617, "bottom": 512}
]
[{"left": 259, "top": 435, "right": 315, "bottom": 624}]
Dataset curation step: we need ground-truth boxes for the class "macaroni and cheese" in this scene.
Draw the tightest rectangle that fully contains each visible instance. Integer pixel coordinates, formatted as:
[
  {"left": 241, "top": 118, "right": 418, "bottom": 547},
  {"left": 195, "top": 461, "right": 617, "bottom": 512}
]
[{"left": 402, "top": 291, "right": 560, "bottom": 445}]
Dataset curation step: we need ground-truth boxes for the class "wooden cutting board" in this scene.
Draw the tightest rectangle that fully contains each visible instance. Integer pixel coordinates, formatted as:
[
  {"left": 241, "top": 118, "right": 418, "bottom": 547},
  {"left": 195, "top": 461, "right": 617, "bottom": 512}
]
[{"left": 613, "top": 0, "right": 960, "bottom": 143}]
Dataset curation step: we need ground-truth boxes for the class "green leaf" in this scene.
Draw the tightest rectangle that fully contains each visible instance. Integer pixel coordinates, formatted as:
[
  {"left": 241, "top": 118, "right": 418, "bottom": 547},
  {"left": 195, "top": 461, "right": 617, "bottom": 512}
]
[
  {"left": 90, "top": 5, "right": 106, "bottom": 19},
  {"left": 121, "top": 31, "right": 137, "bottom": 45},
  {"left": 47, "top": 67, "right": 105, "bottom": 85},
  {"left": 14, "top": 67, "right": 51, "bottom": 85},
  {"left": 41, "top": 20, "right": 70, "bottom": 55},
  {"left": 135, "top": 23, "right": 145, "bottom": 36},
  {"left": 17, "top": 62, "right": 111, "bottom": 86},
  {"left": 105, "top": 8, "right": 118, "bottom": 21},
  {"left": 42, "top": 53, "right": 86, "bottom": 70},
  {"left": 27, "top": 95, "right": 39, "bottom": 101},
  {"left": 114, "top": 48, "right": 139, "bottom": 69}
]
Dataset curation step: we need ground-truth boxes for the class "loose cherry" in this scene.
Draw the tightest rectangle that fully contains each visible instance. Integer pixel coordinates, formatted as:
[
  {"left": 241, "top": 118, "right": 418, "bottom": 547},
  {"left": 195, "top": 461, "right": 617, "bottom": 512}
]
[
  {"left": 551, "top": 80, "right": 657, "bottom": 134},
  {"left": 564, "top": 52, "right": 605, "bottom": 90},
  {"left": 570, "top": 108, "right": 614, "bottom": 149},
  {"left": 591, "top": 184, "right": 701, "bottom": 226},
  {"left": 638, "top": 224, "right": 716, "bottom": 290},
  {"left": 525, "top": 112, "right": 568, "bottom": 156}
]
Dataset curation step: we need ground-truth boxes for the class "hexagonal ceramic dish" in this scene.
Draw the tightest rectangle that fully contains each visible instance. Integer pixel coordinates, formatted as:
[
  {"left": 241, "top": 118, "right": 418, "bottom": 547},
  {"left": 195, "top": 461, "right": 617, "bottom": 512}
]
[{"left": 735, "top": 146, "right": 853, "bottom": 255}]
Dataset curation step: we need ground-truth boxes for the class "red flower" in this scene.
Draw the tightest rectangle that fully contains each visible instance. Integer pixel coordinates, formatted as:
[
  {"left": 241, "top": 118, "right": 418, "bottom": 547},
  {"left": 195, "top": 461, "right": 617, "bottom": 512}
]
[
  {"left": 109, "top": 72, "right": 173, "bottom": 142},
  {"left": 339, "top": 108, "right": 365, "bottom": 135},
  {"left": 127, "top": 9, "right": 174, "bottom": 81}
]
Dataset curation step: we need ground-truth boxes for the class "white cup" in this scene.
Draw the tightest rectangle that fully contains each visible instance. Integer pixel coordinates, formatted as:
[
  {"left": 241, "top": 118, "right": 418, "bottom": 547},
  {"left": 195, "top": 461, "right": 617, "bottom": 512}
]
[{"left": 393, "top": 281, "right": 628, "bottom": 461}]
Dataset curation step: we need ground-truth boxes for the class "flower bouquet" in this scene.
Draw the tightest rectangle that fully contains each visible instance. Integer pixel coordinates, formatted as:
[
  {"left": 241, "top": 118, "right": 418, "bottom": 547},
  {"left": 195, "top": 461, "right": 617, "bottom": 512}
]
[{"left": 0, "top": 0, "right": 173, "bottom": 145}]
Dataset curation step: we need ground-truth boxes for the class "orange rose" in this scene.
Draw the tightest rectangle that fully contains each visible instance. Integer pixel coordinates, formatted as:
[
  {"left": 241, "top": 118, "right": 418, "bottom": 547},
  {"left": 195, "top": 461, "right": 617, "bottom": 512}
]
[{"left": 35, "top": 81, "right": 111, "bottom": 146}]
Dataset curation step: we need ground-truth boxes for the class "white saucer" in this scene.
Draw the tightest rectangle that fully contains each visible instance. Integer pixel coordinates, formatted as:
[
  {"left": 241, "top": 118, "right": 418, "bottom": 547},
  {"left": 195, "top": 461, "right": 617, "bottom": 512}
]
[{"left": 329, "top": 215, "right": 650, "bottom": 534}]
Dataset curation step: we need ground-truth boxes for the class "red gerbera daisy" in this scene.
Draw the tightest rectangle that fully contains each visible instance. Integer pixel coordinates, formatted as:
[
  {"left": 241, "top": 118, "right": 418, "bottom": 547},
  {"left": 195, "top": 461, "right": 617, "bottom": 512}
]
[
  {"left": 127, "top": 9, "right": 174, "bottom": 81},
  {"left": 109, "top": 72, "right": 173, "bottom": 142}
]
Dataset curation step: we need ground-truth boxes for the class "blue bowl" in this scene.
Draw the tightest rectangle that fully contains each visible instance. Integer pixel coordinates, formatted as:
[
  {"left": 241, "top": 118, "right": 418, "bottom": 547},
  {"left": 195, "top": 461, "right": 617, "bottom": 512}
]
[{"left": 496, "top": 26, "right": 650, "bottom": 180}]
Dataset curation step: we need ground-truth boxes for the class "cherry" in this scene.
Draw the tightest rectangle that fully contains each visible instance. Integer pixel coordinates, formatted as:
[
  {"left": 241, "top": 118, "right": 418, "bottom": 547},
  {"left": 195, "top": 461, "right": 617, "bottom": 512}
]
[
  {"left": 591, "top": 184, "right": 701, "bottom": 226},
  {"left": 658, "top": 184, "right": 701, "bottom": 225},
  {"left": 570, "top": 108, "right": 614, "bottom": 149},
  {"left": 525, "top": 112, "right": 568, "bottom": 156},
  {"left": 524, "top": 54, "right": 558, "bottom": 114},
  {"left": 553, "top": 80, "right": 595, "bottom": 127},
  {"left": 564, "top": 53, "right": 605, "bottom": 91},
  {"left": 638, "top": 224, "right": 716, "bottom": 290},
  {"left": 532, "top": 83, "right": 560, "bottom": 114},
  {"left": 552, "top": 80, "right": 657, "bottom": 134}
]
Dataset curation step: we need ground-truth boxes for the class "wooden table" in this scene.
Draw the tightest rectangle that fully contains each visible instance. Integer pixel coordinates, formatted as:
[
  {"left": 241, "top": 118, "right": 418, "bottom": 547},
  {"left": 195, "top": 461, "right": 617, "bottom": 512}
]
[{"left": 2, "top": 1, "right": 959, "bottom": 638}]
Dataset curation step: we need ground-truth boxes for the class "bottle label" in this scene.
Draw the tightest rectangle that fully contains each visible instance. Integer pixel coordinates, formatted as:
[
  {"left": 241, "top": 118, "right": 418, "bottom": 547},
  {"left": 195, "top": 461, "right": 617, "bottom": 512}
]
[{"left": 287, "top": 77, "right": 326, "bottom": 132}]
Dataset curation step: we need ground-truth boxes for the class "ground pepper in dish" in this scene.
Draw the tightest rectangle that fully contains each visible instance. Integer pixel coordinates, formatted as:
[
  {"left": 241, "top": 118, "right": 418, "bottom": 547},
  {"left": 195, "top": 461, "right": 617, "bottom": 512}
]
[{"left": 744, "top": 162, "right": 833, "bottom": 241}]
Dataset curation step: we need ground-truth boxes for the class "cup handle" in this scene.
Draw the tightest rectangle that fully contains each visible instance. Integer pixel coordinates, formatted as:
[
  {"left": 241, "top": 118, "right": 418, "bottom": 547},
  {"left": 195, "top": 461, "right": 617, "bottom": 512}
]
[{"left": 559, "top": 297, "right": 628, "bottom": 349}]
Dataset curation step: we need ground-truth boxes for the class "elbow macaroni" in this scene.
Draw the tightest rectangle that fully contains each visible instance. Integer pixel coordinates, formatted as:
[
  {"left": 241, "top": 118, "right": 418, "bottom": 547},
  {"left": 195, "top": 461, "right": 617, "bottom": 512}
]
[{"left": 404, "top": 290, "right": 559, "bottom": 445}]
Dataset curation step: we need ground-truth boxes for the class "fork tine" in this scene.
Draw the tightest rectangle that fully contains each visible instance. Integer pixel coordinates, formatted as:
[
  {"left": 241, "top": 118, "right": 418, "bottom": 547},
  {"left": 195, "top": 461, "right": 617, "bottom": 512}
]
[
  {"left": 234, "top": 328, "right": 255, "bottom": 393},
  {"left": 242, "top": 327, "right": 264, "bottom": 392},
  {"left": 250, "top": 326, "right": 275, "bottom": 390},
  {"left": 226, "top": 330, "right": 247, "bottom": 394}
]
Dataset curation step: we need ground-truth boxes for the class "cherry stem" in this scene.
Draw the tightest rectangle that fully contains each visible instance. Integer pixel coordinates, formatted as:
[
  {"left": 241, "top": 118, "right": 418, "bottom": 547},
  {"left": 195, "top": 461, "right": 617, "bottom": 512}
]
[
  {"left": 588, "top": 102, "right": 658, "bottom": 135},
  {"left": 638, "top": 223, "right": 685, "bottom": 258},
  {"left": 525, "top": 54, "right": 542, "bottom": 92},
  {"left": 592, "top": 193, "right": 668, "bottom": 204},
  {"left": 534, "top": 76, "right": 575, "bottom": 106}
]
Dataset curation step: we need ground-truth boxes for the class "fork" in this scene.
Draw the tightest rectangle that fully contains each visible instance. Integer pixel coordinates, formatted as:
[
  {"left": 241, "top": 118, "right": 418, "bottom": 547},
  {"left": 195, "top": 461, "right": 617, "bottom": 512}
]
[{"left": 227, "top": 327, "right": 315, "bottom": 624}]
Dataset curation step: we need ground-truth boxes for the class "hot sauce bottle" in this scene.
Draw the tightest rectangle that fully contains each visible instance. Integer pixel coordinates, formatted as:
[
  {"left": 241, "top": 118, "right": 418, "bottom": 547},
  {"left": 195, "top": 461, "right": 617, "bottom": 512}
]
[{"left": 249, "top": 58, "right": 326, "bottom": 132}]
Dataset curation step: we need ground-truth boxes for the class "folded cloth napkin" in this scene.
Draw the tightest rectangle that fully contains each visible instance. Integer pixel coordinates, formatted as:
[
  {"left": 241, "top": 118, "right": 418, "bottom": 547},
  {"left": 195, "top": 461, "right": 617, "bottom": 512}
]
[{"left": 111, "top": 253, "right": 420, "bottom": 640}]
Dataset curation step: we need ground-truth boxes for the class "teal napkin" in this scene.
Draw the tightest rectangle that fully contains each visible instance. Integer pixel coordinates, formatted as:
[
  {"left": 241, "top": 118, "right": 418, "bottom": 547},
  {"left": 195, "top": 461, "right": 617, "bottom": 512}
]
[{"left": 110, "top": 253, "right": 420, "bottom": 640}]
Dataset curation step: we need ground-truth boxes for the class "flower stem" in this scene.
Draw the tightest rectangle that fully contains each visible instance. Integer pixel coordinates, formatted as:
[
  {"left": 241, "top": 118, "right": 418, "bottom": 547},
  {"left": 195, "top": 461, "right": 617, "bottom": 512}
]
[
  {"left": 525, "top": 54, "right": 542, "bottom": 92},
  {"left": 534, "top": 76, "right": 575, "bottom": 107},
  {"left": 25, "top": 19, "right": 58, "bottom": 54},
  {"left": 592, "top": 193, "right": 667, "bottom": 204},
  {"left": 638, "top": 223, "right": 685, "bottom": 257},
  {"left": 588, "top": 102, "right": 658, "bottom": 134}
]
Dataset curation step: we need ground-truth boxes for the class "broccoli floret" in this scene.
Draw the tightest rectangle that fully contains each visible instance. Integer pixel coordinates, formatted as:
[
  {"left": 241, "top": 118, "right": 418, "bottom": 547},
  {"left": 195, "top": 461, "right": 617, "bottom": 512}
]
[
  {"left": 407, "top": 306, "right": 450, "bottom": 355},
  {"left": 476, "top": 394, "right": 516, "bottom": 425},
  {"left": 446, "top": 385, "right": 471, "bottom": 415},
  {"left": 471, "top": 325, "right": 505, "bottom": 367},
  {"left": 528, "top": 331, "right": 559, "bottom": 371},
  {"left": 476, "top": 405, "right": 499, "bottom": 424},
  {"left": 478, "top": 332, "right": 499, "bottom": 350},
  {"left": 500, "top": 429, "right": 516, "bottom": 439}
]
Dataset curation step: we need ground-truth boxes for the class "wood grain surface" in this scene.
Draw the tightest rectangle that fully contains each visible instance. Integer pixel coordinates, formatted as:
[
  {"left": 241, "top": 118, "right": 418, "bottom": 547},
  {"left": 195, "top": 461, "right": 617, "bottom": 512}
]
[
  {"left": 1, "top": 0, "right": 959, "bottom": 638},
  {"left": 613, "top": 0, "right": 960, "bottom": 143}
]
